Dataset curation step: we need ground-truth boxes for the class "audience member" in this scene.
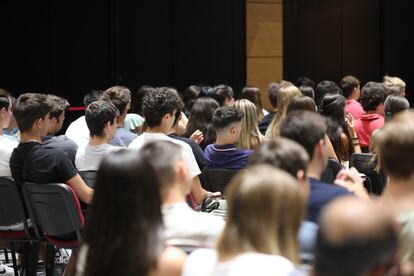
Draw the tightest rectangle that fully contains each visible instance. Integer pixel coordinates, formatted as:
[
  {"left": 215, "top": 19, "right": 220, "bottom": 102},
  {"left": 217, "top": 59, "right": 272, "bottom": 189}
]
[
  {"left": 340, "top": 75, "right": 364, "bottom": 120},
  {"left": 315, "top": 80, "right": 342, "bottom": 109},
  {"left": 140, "top": 141, "right": 224, "bottom": 247},
  {"left": 77, "top": 149, "right": 186, "bottom": 276},
  {"left": 240, "top": 86, "right": 268, "bottom": 122},
  {"left": 298, "top": 86, "right": 315, "bottom": 99},
  {"left": 2, "top": 95, "right": 18, "bottom": 140},
  {"left": 287, "top": 95, "right": 317, "bottom": 114},
  {"left": 183, "top": 166, "right": 304, "bottom": 276},
  {"left": 213, "top": 84, "right": 234, "bottom": 106},
  {"left": 383, "top": 75, "right": 406, "bottom": 96},
  {"left": 179, "top": 85, "right": 201, "bottom": 117},
  {"left": 234, "top": 99, "right": 264, "bottom": 150},
  {"left": 204, "top": 106, "right": 252, "bottom": 169},
  {"left": 384, "top": 95, "right": 410, "bottom": 121},
  {"left": 124, "top": 85, "right": 152, "bottom": 133},
  {"left": 294, "top": 77, "right": 316, "bottom": 90}
]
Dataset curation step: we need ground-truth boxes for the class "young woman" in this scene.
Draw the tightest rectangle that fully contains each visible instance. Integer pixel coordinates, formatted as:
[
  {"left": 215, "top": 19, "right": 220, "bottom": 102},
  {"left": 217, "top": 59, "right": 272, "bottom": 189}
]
[
  {"left": 77, "top": 149, "right": 186, "bottom": 276},
  {"left": 234, "top": 99, "right": 265, "bottom": 150},
  {"left": 240, "top": 86, "right": 268, "bottom": 122},
  {"left": 183, "top": 165, "right": 305, "bottom": 276}
]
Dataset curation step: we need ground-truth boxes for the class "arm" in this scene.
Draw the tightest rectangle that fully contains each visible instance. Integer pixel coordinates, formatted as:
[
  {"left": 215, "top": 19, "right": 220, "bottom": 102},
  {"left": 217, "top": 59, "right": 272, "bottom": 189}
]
[
  {"left": 191, "top": 176, "right": 209, "bottom": 204},
  {"left": 345, "top": 112, "right": 361, "bottom": 153},
  {"left": 67, "top": 174, "right": 94, "bottom": 204}
]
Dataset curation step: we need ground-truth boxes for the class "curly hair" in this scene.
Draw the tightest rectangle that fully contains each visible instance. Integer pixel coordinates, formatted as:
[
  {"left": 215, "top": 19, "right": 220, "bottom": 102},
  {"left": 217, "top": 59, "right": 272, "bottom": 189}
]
[{"left": 360, "top": 82, "right": 386, "bottom": 112}]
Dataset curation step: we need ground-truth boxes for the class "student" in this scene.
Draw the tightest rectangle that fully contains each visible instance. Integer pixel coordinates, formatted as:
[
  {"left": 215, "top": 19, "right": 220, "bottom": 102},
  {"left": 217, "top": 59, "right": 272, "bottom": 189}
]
[
  {"left": 384, "top": 95, "right": 410, "bottom": 121},
  {"left": 240, "top": 86, "right": 268, "bottom": 122},
  {"left": 213, "top": 84, "right": 234, "bottom": 106},
  {"left": 204, "top": 106, "right": 252, "bottom": 170},
  {"left": 77, "top": 149, "right": 186, "bottom": 276},
  {"left": 140, "top": 141, "right": 224, "bottom": 247},
  {"left": 234, "top": 99, "right": 264, "bottom": 150},
  {"left": 340, "top": 75, "right": 363, "bottom": 120},
  {"left": 314, "top": 80, "right": 342, "bottom": 110}
]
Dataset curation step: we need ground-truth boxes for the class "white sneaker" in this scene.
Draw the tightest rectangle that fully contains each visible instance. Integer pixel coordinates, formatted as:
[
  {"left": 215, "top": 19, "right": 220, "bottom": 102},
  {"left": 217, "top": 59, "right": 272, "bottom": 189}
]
[{"left": 0, "top": 262, "right": 14, "bottom": 276}]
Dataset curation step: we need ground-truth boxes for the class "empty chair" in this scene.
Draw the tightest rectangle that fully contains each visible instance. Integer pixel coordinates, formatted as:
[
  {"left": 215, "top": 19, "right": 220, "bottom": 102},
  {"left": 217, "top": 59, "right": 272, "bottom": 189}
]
[
  {"left": 350, "top": 153, "right": 387, "bottom": 195},
  {"left": 202, "top": 168, "right": 241, "bottom": 194}
]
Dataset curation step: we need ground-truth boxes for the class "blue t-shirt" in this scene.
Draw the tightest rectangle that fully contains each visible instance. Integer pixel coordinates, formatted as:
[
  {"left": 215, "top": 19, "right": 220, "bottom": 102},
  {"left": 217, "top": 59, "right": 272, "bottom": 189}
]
[
  {"left": 109, "top": 127, "right": 137, "bottom": 147},
  {"left": 307, "top": 177, "right": 351, "bottom": 223},
  {"left": 203, "top": 144, "right": 252, "bottom": 170}
]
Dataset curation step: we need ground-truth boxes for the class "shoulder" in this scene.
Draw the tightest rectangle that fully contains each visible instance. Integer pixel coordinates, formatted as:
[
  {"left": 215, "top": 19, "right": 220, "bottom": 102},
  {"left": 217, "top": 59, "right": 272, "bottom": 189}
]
[
  {"left": 182, "top": 249, "right": 216, "bottom": 276},
  {"left": 230, "top": 253, "right": 295, "bottom": 275},
  {"left": 310, "top": 178, "right": 350, "bottom": 195},
  {"left": 156, "top": 246, "right": 187, "bottom": 276}
]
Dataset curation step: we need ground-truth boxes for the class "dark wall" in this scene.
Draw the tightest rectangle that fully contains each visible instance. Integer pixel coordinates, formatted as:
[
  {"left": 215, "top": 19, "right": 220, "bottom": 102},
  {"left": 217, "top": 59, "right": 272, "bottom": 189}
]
[{"left": 0, "top": 1, "right": 245, "bottom": 106}]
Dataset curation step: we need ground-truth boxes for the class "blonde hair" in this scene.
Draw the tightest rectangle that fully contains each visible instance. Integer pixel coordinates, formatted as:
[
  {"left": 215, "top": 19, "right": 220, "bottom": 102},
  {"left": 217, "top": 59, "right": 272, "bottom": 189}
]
[
  {"left": 234, "top": 99, "right": 264, "bottom": 150},
  {"left": 217, "top": 165, "right": 305, "bottom": 263},
  {"left": 266, "top": 85, "right": 302, "bottom": 137},
  {"left": 383, "top": 75, "right": 406, "bottom": 96}
]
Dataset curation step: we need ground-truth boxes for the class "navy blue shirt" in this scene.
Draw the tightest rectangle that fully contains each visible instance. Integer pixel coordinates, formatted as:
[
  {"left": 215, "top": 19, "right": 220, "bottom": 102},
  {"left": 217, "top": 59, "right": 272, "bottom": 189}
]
[
  {"left": 204, "top": 144, "right": 252, "bottom": 170},
  {"left": 258, "top": 112, "right": 276, "bottom": 135},
  {"left": 307, "top": 177, "right": 351, "bottom": 223}
]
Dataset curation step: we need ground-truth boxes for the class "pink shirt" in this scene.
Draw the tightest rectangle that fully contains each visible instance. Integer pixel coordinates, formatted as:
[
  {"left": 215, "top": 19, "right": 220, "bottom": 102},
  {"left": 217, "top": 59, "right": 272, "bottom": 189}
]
[
  {"left": 355, "top": 114, "right": 385, "bottom": 148},
  {"left": 346, "top": 99, "right": 364, "bottom": 120}
]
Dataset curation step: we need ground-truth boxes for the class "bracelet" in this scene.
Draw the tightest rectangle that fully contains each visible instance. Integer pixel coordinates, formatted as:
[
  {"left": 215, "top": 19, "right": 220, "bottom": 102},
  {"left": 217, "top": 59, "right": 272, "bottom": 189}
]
[{"left": 352, "top": 137, "right": 358, "bottom": 140}]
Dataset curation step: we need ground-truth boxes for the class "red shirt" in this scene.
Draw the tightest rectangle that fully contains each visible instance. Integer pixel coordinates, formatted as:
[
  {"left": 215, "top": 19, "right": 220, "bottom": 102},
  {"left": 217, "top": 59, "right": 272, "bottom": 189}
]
[
  {"left": 346, "top": 99, "right": 364, "bottom": 120},
  {"left": 355, "top": 113, "right": 385, "bottom": 148}
]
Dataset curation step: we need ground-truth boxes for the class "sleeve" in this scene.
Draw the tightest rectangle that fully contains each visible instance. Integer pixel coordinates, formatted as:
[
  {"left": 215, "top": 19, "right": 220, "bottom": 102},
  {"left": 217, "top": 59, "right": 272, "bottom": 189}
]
[
  {"left": 54, "top": 150, "right": 78, "bottom": 183},
  {"left": 182, "top": 143, "right": 201, "bottom": 178}
]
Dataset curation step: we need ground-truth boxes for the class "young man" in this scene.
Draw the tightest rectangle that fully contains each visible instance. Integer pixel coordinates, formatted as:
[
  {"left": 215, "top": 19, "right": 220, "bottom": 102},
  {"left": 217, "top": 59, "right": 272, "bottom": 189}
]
[
  {"left": 41, "top": 95, "right": 78, "bottom": 163},
  {"left": 0, "top": 88, "right": 18, "bottom": 177},
  {"left": 340, "top": 75, "right": 364, "bottom": 120},
  {"left": 75, "top": 100, "right": 120, "bottom": 172},
  {"left": 128, "top": 87, "right": 211, "bottom": 204},
  {"left": 10, "top": 93, "right": 93, "bottom": 204},
  {"left": 102, "top": 86, "right": 137, "bottom": 147},
  {"left": 204, "top": 106, "right": 252, "bottom": 170},
  {"left": 140, "top": 141, "right": 224, "bottom": 247}
]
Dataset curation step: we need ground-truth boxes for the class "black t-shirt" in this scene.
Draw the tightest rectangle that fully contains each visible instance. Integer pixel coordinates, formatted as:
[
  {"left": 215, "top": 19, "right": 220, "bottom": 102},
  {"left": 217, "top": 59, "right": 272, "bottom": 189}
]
[
  {"left": 10, "top": 141, "right": 78, "bottom": 186},
  {"left": 258, "top": 112, "right": 276, "bottom": 135},
  {"left": 168, "top": 133, "right": 205, "bottom": 170},
  {"left": 42, "top": 135, "right": 78, "bottom": 164}
]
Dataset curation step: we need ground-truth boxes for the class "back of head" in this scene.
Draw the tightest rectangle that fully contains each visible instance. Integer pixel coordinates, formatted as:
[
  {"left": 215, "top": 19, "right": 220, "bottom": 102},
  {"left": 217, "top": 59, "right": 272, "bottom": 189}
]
[
  {"left": 84, "top": 149, "right": 162, "bottom": 276},
  {"left": 142, "top": 87, "right": 183, "bottom": 128},
  {"left": 0, "top": 88, "right": 11, "bottom": 110},
  {"left": 14, "top": 93, "right": 53, "bottom": 132},
  {"left": 340, "top": 75, "right": 360, "bottom": 99},
  {"left": 234, "top": 99, "right": 260, "bottom": 149},
  {"left": 319, "top": 93, "right": 346, "bottom": 121},
  {"left": 384, "top": 95, "right": 410, "bottom": 121},
  {"left": 280, "top": 111, "right": 327, "bottom": 160},
  {"left": 360, "top": 82, "right": 386, "bottom": 112},
  {"left": 267, "top": 80, "right": 293, "bottom": 109},
  {"left": 298, "top": 86, "right": 315, "bottom": 99},
  {"left": 85, "top": 100, "right": 119, "bottom": 137},
  {"left": 217, "top": 165, "right": 304, "bottom": 263},
  {"left": 240, "top": 86, "right": 262, "bottom": 107},
  {"left": 102, "top": 86, "right": 132, "bottom": 114},
  {"left": 383, "top": 75, "right": 406, "bottom": 95},
  {"left": 179, "top": 85, "right": 201, "bottom": 115},
  {"left": 198, "top": 85, "right": 216, "bottom": 98},
  {"left": 83, "top": 90, "right": 103, "bottom": 107},
  {"left": 294, "top": 77, "right": 315, "bottom": 89},
  {"left": 315, "top": 197, "right": 398, "bottom": 276},
  {"left": 212, "top": 106, "right": 244, "bottom": 133},
  {"left": 214, "top": 84, "right": 234, "bottom": 106},
  {"left": 48, "top": 95, "right": 70, "bottom": 121},
  {"left": 131, "top": 85, "right": 153, "bottom": 115},
  {"left": 287, "top": 95, "right": 316, "bottom": 114},
  {"left": 315, "top": 81, "right": 342, "bottom": 109}
]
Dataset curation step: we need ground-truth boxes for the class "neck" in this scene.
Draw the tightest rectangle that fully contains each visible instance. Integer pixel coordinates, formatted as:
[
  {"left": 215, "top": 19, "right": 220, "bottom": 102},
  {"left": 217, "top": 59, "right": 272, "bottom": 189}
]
[
  {"left": 161, "top": 183, "right": 187, "bottom": 205},
  {"left": 215, "top": 135, "right": 235, "bottom": 146},
  {"left": 306, "top": 158, "right": 324, "bottom": 180},
  {"left": 116, "top": 116, "right": 125, "bottom": 127},
  {"left": 146, "top": 125, "right": 169, "bottom": 135},
  {"left": 20, "top": 132, "right": 42, "bottom": 143},
  {"left": 382, "top": 176, "right": 414, "bottom": 198},
  {"left": 89, "top": 135, "right": 109, "bottom": 146}
]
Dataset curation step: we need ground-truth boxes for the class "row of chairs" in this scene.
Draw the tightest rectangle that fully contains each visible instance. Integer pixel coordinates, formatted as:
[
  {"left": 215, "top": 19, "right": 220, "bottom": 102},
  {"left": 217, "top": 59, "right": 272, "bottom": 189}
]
[{"left": 0, "top": 177, "right": 84, "bottom": 275}]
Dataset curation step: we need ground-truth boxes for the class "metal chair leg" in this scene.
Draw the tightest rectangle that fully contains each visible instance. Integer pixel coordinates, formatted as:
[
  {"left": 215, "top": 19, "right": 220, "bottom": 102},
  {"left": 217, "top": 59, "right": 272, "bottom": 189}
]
[
  {"left": 9, "top": 243, "right": 18, "bottom": 276},
  {"left": 3, "top": 248, "right": 9, "bottom": 263}
]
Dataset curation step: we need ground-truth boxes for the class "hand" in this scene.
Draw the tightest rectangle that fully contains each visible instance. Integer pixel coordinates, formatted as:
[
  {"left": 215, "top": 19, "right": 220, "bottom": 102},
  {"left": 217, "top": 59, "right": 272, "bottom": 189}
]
[
  {"left": 345, "top": 112, "right": 356, "bottom": 133},
  {"left": 190, "top": 130, "right": 204, "bottom": 144},
  {"left": 335, "top": 167, "right": 370, "bottom": 200}
]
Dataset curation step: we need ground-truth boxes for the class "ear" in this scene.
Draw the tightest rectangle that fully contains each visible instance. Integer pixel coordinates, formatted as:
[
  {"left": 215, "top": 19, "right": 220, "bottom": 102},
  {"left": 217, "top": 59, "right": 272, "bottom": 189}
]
[
  {"left": 296, "top": 169, "right": 306, "bottom": 182},
  {"left": 0, "top": 107, "right": 6, "bottom": 116}
]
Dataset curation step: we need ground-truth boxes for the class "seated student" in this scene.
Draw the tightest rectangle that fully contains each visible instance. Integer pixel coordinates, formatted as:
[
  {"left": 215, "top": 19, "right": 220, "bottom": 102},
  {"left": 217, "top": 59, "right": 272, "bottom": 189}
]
[
  {"left": 0, "top": 89, "right": 18, "bottom": 177},
  {"left": 66, "top": 90, "right": 103, "bottom": 148},
  {"left": 76, "top": 149, "right": 186, "bottom": 276},
  {"left": 140, "top": 141, "right": 224, "bottom": 247},
  {"left": 41, "top": 95, "right": 78, "bottom": 163},
  {"left": 314, "top": 197, "right": 398, "bottom": 276},
  {"left": 10, "top": 93, "right": 93, "bottom": 204},
  {"left": 280, "top": 111, "right": 368, "bottom": 223},
  {"left": 2, "top": 95, "right": 19, "bottom": 140},
  {"left": 213, "top": 84, "right": 234, "bottom": 106},
  {"left": 340, "top": 75, "right": 364, "bottom": 120},
  {"left": 75, "top": 101, "right": 120, "bottom": 172},
  {"left": 102, "top": 86, "right": 137, "bottom": 146},
  {"left": 204, "top": 106, "right": 252, "bottom": 169},
  {"left": 128, "top": 87, "right": 211, "bottom": 204},
  {"left": 183, "top": 166, "right": 304, "bottom": 276}
]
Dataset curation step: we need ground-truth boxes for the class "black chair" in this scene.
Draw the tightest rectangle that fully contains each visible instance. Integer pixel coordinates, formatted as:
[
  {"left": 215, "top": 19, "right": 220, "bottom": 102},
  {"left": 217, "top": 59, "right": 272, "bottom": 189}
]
[
  {"left": 78, "top": 170, "right": 97, "bottom": 188},
  {"left": 202, "top": 167, "right": 241, "bottom": 194},
  {"left": 350, "top": 153, "right": 387, "bottom": 195},
  {"left": 321, "top": 159, "right": 344, "bottom": 184}
]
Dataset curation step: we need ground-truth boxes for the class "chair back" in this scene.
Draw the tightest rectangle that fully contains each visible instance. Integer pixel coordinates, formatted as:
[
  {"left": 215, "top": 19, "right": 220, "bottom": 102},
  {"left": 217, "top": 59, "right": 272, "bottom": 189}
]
[
  {"left": 0, "top": 177, "right": 27, "bottom": 227},
  {"left": 202, "top": 167, "right": 240, "bottom": 194},
  {"left": 79, "top": 170, "right": 97, "bottom": 188},
  {"left": 350, "top": 153, "right": 386, "bottom": 195}
]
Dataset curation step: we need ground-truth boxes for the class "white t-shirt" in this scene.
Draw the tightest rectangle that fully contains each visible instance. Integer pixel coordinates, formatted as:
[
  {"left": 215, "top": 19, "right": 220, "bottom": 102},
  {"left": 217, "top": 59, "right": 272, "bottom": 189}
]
[
  {"left": 128, "top": 132, "right": 201, "bottom": 178},
  {"left": 75, "top": 143, "right": 120, "bottom": 171},
  {"left": 0, "top": 135, "right": 18, "bottom": 177},
  {"left": 183, "top": 249, "right": 295, "bottom": 276},
  {"left": 162, "top": 203, "right": 224, "bottom": 247},
  {"left": 65, "top": 116, "right": 90, "bottom": 148}
]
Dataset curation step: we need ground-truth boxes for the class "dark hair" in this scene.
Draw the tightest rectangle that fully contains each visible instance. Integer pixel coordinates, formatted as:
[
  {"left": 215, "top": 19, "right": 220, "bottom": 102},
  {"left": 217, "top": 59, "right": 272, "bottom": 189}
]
[
  {"left": 142, "top": 87, "right": 183, "bottom": 128},
  {"left": 213, "top": 84, "right": 234, "bottom": 106},
  {"left": 0, "top": 88, "right": 11, "bottom": 110},
  {"left": 83, "top": 149, "right": 163, "bottom": 276},
  {"left": 179, "top": 85, "right": 201, "bottom": 116},
  {"left": 315, "top": 81, "right": 342, "bottom": 109},
  {"left": 384, "top": 95, "right": 410, "bottom": 121},
  {"left": 294, "top": 77, "right": 315, "bottom": 89},
  {"left": 249, "top": 138, "right": 309, "bottom": 178},
  {"left": 240, "top": 86, "right": 265, "bottom": 121},
  {"left": 212, "top": 106, "right": 244, "bottom": 132},
  {"left": 131, "top": 85, "right": 153, "bottom": 115},
  {"left": 48, "top": 95, "right": 70, "bottom": 121},
  {"left": 198, "top": 85, "right": 216, "bottom": 98},
  {"left": 360, "top": 82, "right": 386, "bottom": 112},
  {"left": 299, "top": 86, "right": 315, "bottom": 99},
  {"left": 287, "top": 96, "right": 316, "bottom": 114},
  {"left": 280, "top": 111, "right": 327, "bottom": 159},
  {"left": 320, "top": 94, "right": 353, "bottom": 162},
  {"left": 13, "top": 93, "right": 53, "bottom": 132},
  {"left": 183, "top": 97, "right": 219, "bottom": 149},
  {"left": 83, "top": 90, "right": 103, "bottom": 107},
  {"left": 267, "top": 81, "right": 293, "bottom": 109},
  {"left": 340, "top": 75, "right": 360, "bottom": 99},
  {"left": 85, "top": 100, "right": 119, "bottom": 137},
  {"left": 102, "top": 86, "right": 132, "bottom": 114}
]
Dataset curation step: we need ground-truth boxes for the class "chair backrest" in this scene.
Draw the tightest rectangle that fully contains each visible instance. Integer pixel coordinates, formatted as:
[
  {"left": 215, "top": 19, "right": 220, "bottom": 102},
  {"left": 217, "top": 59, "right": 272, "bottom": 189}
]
[
  {"left": 202, "top": 167, "right": 240, "bottom": 194},
  {"left": 0, "top": 177, "right": 27, "bottom": 227},
  {"left": 350, "top": 153, "right": 386, "bottom": 195},
  {"left": 78, "top": 170, "right": 97, "bottom": 188},
  {"left": 321, "top": 159, "right": 344, "bottom": 184},
  {"left": 22, "top": 182, "right": 84, "bottom": 237}
]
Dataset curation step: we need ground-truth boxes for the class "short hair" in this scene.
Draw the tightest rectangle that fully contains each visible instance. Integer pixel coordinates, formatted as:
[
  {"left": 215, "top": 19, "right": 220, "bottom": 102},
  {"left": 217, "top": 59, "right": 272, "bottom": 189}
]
[
  {"left": 130, "top": 85, "right": 153, "bottom": 115},
  {"left": 198, "top": 85, "right": 216, "bottom": 98},
  {"left": 383, "top": 75, "right": 405, "bottom": 95},
  {"left": 376, "top": 111, "right": 414, "bottom": 179},
  {"left": 360, "top": 82, "right": 386, "bottom": 111},
  {"left": 315, "top": 81, "right": 342, "bottom": 108},
  {"left": 280, "top": 111, "right": 327, "bottom": 159},
  {"left": 179, "top": 85, "right": 200, "bottom": 115},
  {"left": 249, "top": 138, "right": 309, "bottom": 178},
  {"left": 294, "top": 77, "right": 315, "bottom": 89},
  {"left": 142, "top": 87, "right": 183, "bottom": 128},
  {"left": 102, "top": 86, "right": 132, "bottom": 114},
  {"left": 287, "top": 95, "right": 316, "bottom": 114},
  {"left": 340, "top": 75, "right": 360, "bottom": 99},
  {"left": 48, "top": 95, "right": 70, "bottom": 121},
  {"left": 85, "top": 100, "right": 119, "bottom": 137},
  {"left": 83, "top": 90, "right": 103, "bottom": 107},
  {"left": 139, "top": 141, "right": 184, "bottom": 190},
  {"left": 214, "top": 84, "right": 234, "bottom": 106},
  {"left": 13, "top": 93, "right": 53, "bottom": 132},
  {"left": 299, "top": 86, "right": 315, "bottom": 99},
  {"left": 0, "top": 88, "right": 11, "bottom": 110},
  {"left": 384, "top": 95, "right": 410, "bottom": 120},
  {"left": 212, "top": 106, "right": 244, "bottom": 132},
  {"left": 267, "top": 80, "right": 293, "bottom": 108}
]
